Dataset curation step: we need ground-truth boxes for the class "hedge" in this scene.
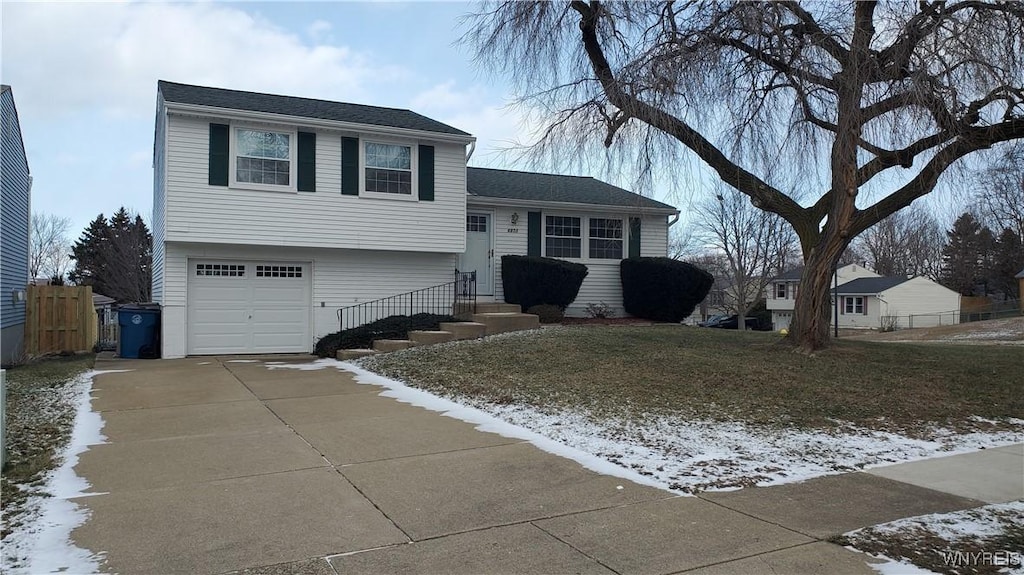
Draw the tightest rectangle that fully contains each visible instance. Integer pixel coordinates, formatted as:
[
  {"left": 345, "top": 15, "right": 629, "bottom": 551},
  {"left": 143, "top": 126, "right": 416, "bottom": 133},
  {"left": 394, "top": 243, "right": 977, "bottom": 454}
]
[
  {"left": 501, "top": 255, "right": 588, "bottom": 311},
  {"left": 314, "top": 313, "right": 455, "bottom": 358},
  {"left": 620, "top": 257, "right": 714, "bottom": 322}
]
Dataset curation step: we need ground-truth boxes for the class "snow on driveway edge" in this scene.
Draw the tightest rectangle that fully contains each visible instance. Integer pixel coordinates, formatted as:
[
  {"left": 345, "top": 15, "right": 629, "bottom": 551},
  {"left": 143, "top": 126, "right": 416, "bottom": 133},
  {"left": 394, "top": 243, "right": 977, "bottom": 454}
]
[{"left": 2, "top": 369, "right": 128, "bottom": 575}]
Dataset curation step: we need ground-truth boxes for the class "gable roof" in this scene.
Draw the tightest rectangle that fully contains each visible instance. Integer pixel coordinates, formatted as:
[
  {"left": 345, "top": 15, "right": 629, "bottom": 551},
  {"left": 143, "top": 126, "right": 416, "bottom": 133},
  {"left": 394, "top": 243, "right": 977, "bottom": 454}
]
[
  {"left": 1017, "top": 268, "right": 1024, "bottom": 279},
  {"left": 831, "top": 276, "right": 909, "bottom": 295},
  {"left": 774, "top": 266, "right": 804, "bottom": 281},
  {"left": 158, "top": 81, "right": 470, "bottom": 136},
  {"left": 466, "top": 167, "right": 677, "bottom": 212}
]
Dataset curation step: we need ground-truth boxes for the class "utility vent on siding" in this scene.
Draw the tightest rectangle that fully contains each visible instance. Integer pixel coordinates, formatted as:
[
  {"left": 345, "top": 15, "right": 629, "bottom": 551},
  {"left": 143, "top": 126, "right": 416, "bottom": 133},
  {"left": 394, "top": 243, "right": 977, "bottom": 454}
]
[
  {"left": 256, "top": 265, "right": 303, "bottom": 278},
  {"left": 196, "top": 264, "right": 246, "bottom": 277}
]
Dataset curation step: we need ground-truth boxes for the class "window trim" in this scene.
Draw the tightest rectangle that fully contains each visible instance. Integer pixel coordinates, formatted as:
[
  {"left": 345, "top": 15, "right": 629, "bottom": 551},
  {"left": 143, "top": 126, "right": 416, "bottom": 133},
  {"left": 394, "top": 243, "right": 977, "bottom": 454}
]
[
  {"left": 775, "top": 283, "right": 787, "bottom": 299},
  {"left": 542, "top": 213, "right": 631, "bottom": 261},
  {"left": 358, "top": 137, "right": 418, "bottom": 201},
  {"left": 844, "top": 296, "right": 865, "bottom": 314},
  {"left": 544, "top": 215, "right": 583, "bottom": 259},
  {"left": 228, "top": 124, "right": 298, "bottom": 193},
  {"left": 588, "top": 217, "right": 624, "bottom": 260}
]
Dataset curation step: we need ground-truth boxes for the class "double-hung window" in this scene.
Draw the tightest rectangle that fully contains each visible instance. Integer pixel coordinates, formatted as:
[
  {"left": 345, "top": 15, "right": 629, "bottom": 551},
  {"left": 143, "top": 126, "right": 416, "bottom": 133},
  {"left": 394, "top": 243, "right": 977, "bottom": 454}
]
[
  {"left": 588, "top": 218, "right": 623, "bottom": 259},
  {"left": 545, "top": 216, "right": 581, "bottom": 258},
  {"left": 776, "top": 283, "right": 787, "bottom": 299},
  {"left": 844, "top": 296, "right": 864, "bottom": 314},
  {"left": 235, "top": 129, "right": 292, "bottom": 186},
  {"left": 364, "top": 142, "right": 412, "bottom": 195}
]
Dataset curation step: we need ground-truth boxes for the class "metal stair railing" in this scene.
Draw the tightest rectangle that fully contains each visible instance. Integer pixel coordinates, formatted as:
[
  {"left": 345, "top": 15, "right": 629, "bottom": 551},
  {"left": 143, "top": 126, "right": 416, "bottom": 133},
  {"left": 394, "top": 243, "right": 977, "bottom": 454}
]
[{"left": 337, "top": 270, "right": 476, "bottom": 331}]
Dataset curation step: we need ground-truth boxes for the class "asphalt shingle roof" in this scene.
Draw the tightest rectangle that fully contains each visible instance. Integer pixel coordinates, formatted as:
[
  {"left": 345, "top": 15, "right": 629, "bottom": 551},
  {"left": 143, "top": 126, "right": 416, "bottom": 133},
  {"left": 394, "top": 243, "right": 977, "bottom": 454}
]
[
  {"left": 775, "top": 266, "right": 804, "bottom": 281},
  {"left": 831, "top": 276, "right": 909, "bottom": 294},
  {"left": 466, "top": 167, "right": 677, "bottom": 211},
  {"left": 158, "top": 81, "right": 470, "bottom": 136}
]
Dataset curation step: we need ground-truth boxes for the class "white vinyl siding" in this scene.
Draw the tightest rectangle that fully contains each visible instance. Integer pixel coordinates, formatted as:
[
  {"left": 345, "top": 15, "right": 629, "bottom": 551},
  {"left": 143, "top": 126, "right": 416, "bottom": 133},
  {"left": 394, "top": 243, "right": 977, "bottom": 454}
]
[
  {"left": 475, "top": 205, "right": 671, "bottom": 318},
  {"left": 164, "top": 114, "right": 466, "bottom": 253},
  {"left": 151, "top": 96, "right": 167, "bottom": 304},
  {"left": 874, "top": 277, "right": 962, "bottom": 329},
  {"left": 160, "top": 242, "right": 456, "bottom": 358}
]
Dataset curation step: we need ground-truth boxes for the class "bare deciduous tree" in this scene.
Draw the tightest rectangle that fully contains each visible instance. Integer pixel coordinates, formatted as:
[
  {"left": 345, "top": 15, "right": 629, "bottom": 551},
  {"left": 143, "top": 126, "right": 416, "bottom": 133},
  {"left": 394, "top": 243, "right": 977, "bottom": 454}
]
[
  {"left": 30, "top": 212, "right": 72, "bottom": 282},
  {"left": 854, "top": 205, "right": 944, "bottom": 279},
  {"left": 974, "top": 145, "right": 1024, "bottom": 239},
  {"left": 466, "top": 1, "right": 1024, "bottom": 351},
  {"left": 697, "top": 186, "right": 796, "bottom": 329}
]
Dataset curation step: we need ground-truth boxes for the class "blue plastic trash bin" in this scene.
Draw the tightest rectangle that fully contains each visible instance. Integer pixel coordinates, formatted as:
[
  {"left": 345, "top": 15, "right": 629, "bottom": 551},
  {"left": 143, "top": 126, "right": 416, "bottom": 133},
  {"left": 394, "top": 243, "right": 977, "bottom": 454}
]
[{"left": 118, "top": 306, "right": 161, "bottom": 359}]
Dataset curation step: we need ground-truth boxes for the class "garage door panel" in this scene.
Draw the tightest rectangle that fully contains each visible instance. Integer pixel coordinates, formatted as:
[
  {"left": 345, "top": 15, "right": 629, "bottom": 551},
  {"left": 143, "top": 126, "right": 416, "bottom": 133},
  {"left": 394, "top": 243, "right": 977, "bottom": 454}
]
[{"left": 187, "top": 260, "right": 311, "bottom": 355}]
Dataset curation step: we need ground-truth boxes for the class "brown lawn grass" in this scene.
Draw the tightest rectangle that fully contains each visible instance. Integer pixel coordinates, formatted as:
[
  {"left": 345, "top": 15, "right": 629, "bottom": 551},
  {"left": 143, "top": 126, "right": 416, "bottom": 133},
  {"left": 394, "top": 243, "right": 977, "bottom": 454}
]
[{"left": 361, "top": 325, "right": 1023, "bottom": 433}]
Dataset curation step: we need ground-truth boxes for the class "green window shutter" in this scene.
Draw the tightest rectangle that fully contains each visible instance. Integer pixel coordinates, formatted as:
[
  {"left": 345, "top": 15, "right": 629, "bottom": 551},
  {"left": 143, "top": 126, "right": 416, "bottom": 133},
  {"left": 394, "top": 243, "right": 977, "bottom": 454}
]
[
  {"left": 527, "top": 211, "right": 542, "bottom": 256},
  {"left": 208, "top": 123, "right": 229, "bottom": 186},
  {"left": 628, "top": 217, "right": 642, "bottom": 258},
  {"left": 418, "top": 145, "right": 435, "bottom": 201},
  {"left": 341, "top": 136, "right": 359, "bottom": 195},
  {"left": 297, "top": 132, "right": 316, "bottom": 192}
]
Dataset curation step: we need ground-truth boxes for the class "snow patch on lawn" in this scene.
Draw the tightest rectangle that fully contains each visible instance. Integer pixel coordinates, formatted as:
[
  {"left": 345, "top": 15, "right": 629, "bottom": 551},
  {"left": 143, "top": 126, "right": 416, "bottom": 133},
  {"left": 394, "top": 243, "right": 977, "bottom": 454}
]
[
  {"left": 264, "top": 359, "right": 1021, "bottom": 495},
  {"left": 949, "top": 329, "right": 1022, "bottom": 341},
  {"left": 1, "top": 370, "right": 123, "bottom": 574}
]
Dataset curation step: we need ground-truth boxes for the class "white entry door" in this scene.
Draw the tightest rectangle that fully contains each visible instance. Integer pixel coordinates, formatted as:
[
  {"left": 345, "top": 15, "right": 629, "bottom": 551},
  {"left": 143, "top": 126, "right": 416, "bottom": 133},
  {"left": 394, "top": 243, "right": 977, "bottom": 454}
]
[
  {"left": 460, "top": 212, "right": 493, "bottom": 295},
  {"left": 187, "top": 260, "right": 311, "bottom": 355}
]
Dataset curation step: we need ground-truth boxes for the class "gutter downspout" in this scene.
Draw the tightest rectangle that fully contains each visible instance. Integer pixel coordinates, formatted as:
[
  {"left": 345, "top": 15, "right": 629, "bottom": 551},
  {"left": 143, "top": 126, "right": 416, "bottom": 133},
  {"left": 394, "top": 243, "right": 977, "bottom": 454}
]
[
  {"left": 466, "top": 141, "right": 476, "bottom": 162},
  {"left": 668, "top": 213, "right": 680, "bottom": 227}
]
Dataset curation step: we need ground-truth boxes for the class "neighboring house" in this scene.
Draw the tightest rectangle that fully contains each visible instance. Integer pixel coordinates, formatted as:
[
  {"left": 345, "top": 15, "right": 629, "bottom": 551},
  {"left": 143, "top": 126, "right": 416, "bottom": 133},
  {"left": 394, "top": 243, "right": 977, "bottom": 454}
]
[
  {"left": 1017, "top": 268, "right": 1024, "bottom": 312},
  {"left": 1, "top": 85, "right": 31, "bottom": 366},
  {"left": 767, "top": 264, "right": 879, "bottom": 331},
  {"left": 831, "top": 276, "right": 961, "bottom": 329},
  {"left": 92, "top": 292, "right": 118, "bottom": 324},
  {"left": 152, "top": 82, "right": 678, "bottom": 358}
]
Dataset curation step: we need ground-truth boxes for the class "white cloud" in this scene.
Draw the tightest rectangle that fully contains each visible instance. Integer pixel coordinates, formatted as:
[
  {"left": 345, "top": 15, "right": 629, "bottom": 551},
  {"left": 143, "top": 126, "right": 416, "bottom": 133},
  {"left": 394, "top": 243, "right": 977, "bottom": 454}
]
[
  {"left": 1, "top": 3, "right": 400, "bottom": 122},
  {"left": 307, "top": 19, "right": 333, "bottom": 42}
]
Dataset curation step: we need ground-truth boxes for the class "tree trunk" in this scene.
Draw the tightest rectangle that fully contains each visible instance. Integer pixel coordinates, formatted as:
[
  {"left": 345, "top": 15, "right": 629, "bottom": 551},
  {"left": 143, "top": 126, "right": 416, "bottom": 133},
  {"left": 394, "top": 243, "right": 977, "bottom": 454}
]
[{"left": 788, "top": 237, "right": 847, "bottom": 352}]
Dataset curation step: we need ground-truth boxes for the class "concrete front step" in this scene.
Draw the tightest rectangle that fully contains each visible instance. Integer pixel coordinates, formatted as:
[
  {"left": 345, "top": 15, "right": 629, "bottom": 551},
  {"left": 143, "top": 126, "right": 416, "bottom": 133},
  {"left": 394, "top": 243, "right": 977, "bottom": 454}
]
[
  {"left": 471, "top": 313, "right": 541, "bottom": 335},
  {"left": 475, "top": 302, "right": 522, "bottom": 314},
  {"left": 438, "top": 322, "right": 487, "bottom": 340},
  {"left": 336, "top": 349, "right": 379, "bottom": 360},
  {"left": 372, "top": 339, "right": 415, "bottom": 352},
  {"left": 408, "top": 330, "right": 455, "bottom": 346}
]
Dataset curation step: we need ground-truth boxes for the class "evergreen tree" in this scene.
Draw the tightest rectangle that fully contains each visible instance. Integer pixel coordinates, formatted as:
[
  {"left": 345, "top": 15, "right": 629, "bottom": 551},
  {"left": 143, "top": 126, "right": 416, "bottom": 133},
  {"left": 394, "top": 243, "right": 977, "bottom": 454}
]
[
  {"left": 991, "top": 228, "right": 1024, "bottom": 300},
  {"left": 940, "top": 213, "right": 989, "bottom": 296},
  {"left": 69, "top": 208, "right": 152, "bottom": 302}
]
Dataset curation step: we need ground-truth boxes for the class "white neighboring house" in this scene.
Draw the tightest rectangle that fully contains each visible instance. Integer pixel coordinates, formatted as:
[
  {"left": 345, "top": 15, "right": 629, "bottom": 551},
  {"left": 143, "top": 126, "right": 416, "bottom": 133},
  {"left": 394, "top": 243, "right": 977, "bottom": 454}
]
[
  {"left": 767, "top": 264, "right": 879, "bottom": 331},
  {"left": 767, "top": 264, "right": 960, "bottom": 330},
  {"left": 152, "top": 82, "right": 679, "bottom": 358},
  {"left": 832, "top": 276, "right": 961, "bottom": 329}
]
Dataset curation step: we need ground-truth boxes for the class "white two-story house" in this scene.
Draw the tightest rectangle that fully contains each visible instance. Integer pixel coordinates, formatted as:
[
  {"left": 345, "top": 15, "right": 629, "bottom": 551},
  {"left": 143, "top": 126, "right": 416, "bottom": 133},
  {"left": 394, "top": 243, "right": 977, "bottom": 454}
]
[{"left": 152, "top": 82, "right": 678, "bottom": 358}]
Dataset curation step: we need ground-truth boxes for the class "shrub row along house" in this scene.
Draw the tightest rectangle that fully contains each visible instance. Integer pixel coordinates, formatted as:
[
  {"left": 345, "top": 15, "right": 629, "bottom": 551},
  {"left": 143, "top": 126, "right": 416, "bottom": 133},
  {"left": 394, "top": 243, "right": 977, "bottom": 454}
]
[
  {"left": 152, "top": 82, "right": 678, "bottom": 358},
  {"left": 767, "top": 264, "right": 961, "bottom": 331}
]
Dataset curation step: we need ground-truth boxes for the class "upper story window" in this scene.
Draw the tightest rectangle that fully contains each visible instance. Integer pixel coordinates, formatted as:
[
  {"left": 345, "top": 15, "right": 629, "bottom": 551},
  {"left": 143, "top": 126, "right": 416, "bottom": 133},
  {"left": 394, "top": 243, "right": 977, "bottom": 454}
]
[
  {"left": 364, "top": 142, "right": 412, "bottom": 195},
  {"left": 776, "top": 283, "right": 787, "bottom": 299},
  {"left": 545, "top": 216, "right": 582, "bottom": 258},
  {"left": 589, "top": 218, "right": 623, "bottom": 259},
  {"left": 235, "top": 129, "right": 292, "bottom": 187}
]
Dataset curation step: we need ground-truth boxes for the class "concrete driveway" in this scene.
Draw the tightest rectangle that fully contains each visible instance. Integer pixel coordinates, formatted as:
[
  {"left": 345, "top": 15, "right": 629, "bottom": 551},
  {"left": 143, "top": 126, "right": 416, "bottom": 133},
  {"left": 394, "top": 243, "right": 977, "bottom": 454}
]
[{"left": 70, "top": 356, "right": 994, "bottom": 574}]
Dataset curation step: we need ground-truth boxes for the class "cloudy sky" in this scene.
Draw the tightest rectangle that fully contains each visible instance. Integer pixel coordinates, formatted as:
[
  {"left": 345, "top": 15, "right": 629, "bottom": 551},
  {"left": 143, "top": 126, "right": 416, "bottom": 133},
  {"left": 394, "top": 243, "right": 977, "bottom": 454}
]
[{"left": 4, "top": 1, "right": 686, "bottom": 238}]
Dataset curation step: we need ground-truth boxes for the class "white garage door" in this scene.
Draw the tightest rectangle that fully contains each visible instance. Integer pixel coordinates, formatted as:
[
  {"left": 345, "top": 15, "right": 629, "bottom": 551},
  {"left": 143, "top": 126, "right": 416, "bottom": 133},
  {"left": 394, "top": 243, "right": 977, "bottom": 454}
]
[{"left": 187, "top": 260, "right": 311, "bottom": 355}]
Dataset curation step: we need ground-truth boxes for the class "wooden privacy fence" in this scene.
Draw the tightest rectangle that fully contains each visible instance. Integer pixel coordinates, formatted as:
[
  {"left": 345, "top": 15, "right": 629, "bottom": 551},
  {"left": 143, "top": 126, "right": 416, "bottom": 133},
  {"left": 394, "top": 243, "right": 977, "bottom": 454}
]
[{"left": 25, "top": 285, "right": 98, "bottom": 355}]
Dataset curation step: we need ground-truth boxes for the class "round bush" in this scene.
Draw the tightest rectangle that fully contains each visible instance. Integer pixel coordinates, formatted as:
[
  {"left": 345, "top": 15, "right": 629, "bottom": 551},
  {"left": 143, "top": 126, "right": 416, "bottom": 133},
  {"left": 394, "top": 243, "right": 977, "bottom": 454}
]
[
  {"left": 501, "top": 255, "right": 588, "bottom": 311},
  {"left": 620, "top": 257, "right": 714, "bottom": 322},
  {"left": 526, "top": 304, "right": 565, "bottom": 324}
]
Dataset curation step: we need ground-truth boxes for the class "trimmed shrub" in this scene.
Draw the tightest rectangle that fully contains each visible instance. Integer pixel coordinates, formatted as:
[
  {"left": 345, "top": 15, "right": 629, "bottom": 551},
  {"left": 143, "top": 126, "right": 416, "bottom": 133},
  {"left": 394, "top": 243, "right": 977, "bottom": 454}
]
[
  {"left": 620, "top": 257, "right": 714, "bottom": 322},
  {"left": 501, "top": 255, "right": 588, "bottom": 311},
  {"left": 314, "top": 313, "right": 455, "bottom": 358},
  {"left": 526, "top": 304, "right": 565, "bottom": 324}
]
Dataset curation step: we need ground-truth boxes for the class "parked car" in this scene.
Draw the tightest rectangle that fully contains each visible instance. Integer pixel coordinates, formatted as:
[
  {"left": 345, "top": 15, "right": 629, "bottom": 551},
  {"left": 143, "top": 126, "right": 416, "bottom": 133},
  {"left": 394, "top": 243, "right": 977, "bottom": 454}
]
[{"left": 701, "top": 314, "right": 760, "bottom": 330}]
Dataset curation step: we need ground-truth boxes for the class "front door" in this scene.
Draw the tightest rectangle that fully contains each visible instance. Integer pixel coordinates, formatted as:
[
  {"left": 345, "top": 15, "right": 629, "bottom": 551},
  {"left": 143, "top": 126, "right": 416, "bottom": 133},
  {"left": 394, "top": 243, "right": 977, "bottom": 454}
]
[{"left": 460, "top": 212, "right": 493, "bottom": 295}]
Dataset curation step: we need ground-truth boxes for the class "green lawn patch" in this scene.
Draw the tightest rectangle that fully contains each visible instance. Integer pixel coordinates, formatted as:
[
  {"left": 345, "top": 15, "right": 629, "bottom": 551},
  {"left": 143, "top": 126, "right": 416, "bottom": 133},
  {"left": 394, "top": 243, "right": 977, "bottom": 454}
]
[{"left": 360, "top": 326, "right": 1023, "bottom": 433}]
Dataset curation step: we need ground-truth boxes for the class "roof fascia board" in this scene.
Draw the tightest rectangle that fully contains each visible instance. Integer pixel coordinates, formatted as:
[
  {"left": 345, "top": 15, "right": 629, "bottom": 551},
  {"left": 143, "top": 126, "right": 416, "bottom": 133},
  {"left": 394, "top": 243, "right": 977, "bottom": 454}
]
[
  {"left": 467, "top": 194, "right": 678, "bottom": 215},
  {"left": 164, "top": 101, "right": 476, "bottom": 145}
]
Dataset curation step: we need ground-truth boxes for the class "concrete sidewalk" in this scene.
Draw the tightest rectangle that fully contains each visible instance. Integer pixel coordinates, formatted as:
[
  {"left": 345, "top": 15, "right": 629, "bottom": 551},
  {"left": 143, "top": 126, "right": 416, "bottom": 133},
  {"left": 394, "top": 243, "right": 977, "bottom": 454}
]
[{"left": 69, "top": 357, "right": 1019, "bottom": 575}]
